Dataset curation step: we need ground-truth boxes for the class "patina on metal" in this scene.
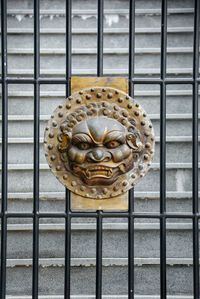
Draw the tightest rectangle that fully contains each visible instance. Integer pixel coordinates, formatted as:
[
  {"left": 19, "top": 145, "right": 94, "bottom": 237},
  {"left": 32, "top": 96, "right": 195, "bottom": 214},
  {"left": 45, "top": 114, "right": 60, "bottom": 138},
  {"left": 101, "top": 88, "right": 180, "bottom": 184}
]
[{"left": 44, "top": 80, "right": 155, "bottom": 210}]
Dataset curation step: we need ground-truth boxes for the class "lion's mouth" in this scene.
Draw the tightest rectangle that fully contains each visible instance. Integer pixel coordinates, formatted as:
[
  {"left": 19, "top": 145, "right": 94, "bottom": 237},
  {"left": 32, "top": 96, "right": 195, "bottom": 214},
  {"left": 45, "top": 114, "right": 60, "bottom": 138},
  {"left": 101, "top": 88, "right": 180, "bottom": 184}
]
[{"left": 85, "top": 166, "right": 113, "bottom": 179}]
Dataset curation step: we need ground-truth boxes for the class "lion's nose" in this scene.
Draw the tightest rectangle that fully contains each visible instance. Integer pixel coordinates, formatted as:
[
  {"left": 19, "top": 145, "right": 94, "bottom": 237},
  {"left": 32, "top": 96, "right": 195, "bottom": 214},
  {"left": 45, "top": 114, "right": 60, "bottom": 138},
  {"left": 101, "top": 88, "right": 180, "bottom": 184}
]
[{"left": 87, "top": 149, "right": 111, "bottom": 162}]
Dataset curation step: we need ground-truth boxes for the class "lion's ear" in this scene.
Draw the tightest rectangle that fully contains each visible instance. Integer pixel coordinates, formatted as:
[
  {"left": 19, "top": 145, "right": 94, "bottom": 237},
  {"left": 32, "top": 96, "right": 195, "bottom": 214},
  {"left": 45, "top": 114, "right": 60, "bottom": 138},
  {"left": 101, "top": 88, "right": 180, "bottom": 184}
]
[
  {"left": 57, "top": 133, "right": 71, "bottom": 152},
  {"left": 126, "top": 133, "right": 144, "bottom": 152}
]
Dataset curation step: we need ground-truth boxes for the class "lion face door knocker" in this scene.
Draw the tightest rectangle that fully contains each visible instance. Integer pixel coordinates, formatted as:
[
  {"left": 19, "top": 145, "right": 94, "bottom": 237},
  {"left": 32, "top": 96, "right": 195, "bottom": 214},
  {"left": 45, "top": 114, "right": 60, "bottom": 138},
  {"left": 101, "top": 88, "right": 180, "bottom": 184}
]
[{"left": 44, "top": 86, "right": 155, "bottom": 211}]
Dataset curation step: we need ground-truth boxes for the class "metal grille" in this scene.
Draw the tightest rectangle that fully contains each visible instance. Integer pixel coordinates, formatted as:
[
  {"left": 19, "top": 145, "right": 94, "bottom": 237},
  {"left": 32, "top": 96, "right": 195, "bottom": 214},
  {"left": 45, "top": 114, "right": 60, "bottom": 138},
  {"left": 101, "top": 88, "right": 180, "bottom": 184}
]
[{"left": 0, "top": 0, "right": 200, "bottom": 298}]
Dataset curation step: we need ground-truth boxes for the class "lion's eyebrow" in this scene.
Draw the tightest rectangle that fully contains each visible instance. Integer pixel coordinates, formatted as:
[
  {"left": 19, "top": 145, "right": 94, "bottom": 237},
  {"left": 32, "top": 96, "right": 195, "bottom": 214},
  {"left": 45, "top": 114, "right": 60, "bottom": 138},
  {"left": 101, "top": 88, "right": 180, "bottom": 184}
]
[
  {"left": 104, "top": 131, "right": 125, "bottom": 143},
  {"left": 72, "top": 133, "right": 93, "bottom": 144}
]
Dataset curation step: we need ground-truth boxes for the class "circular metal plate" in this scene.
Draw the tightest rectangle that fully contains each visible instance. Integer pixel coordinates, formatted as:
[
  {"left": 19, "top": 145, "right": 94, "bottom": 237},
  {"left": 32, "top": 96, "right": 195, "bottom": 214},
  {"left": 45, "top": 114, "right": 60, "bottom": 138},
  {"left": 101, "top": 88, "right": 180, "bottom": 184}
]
[{"left": 44, "top": 87, "right": 155, "bottom": 199}]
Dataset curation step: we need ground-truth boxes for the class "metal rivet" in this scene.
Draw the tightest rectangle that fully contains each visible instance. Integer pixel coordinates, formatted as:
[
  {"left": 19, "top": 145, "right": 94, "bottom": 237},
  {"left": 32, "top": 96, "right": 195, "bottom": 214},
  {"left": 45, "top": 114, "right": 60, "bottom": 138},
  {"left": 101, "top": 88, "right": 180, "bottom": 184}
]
[
  {"left": 91, "top": 88, "right": 94, "bottom": 92},
  {"left": 76, "top": 99, "right": 82, "bottom": 104},
  {"left": 58, "top": 104, "right": 63, "bottom": 109},
  {"left": 127, "top": 103, "right": 133, "bottom": 109},
  {"left": 107, "top": 92, "right": 113, "bottom": 99},
  {"left": 118, "top": 97, "right": 123, "bottom": 103},
  {"left": 86, "top": 94, "right": 91, "bottom": 100},
  {"left": 102, "top": 101, "right": 109, "bottom": 107},
  {"left": 113, "top": 112, "right": 119, "bottom": 119},
  {"left": 52, "top": 121, "right": 57, "bottom": 127},
  {"left": 97, "top": 92, "right": 102, "bottom": 98},
  {"left": 71, "top": 180, "right": 77, "bottom": 187},
  {"left": 114, "top": 105, "right": 119, "bottom": 111},
  {"left": 91, "top": 188, "right": 96, "bottom": 193},
  {"left": 141, "top": 121, "right": 145, "bottom": 126},
  {"left": 143, "top": 113, "right": 146, "bottom": 117},
  {"left": 48, "top": 144, "right": 53, "bottom": 150},
  {"left": 131, "top": 173, "right": 136, "bottom": 179},
  {"left": 149, "top": 124, "right": 152, "bottom": 128},
  {"left": 76, "top": 115, "right": 83, "bottom": 121},
  {"left": 121, "top": 119, "right": 127, "bottom": 125},
  {"left": 63, "top": 174, "right": 68, "bottom": 180},
  {"left": 115, "top": 90, "right": 119, "bottom": 95},
  {"left": 66, "top": 103, "right": 71, "bottom": 109},
  {"left": 122, "top": 111, "right": 128, "bottom": 117},
  {"left": 145, "top": 143, "right": 151, "bottom": 148},
  {"left": 56, "top": 165, "right": 61, "bottom": 171},
  {"left": 134, "top": 111, "right": 139, "bottom": 116},
  {"left": 102, "top": 88, "right": 106, "bottom": 92},
  {"left": 139, "top": 164, "right": 143, "bottom": 170},
  {"left": 49, "top": 132, "right": 54, "bottom": 138},
  {"left": 122, "top": 180, "right": 128, "bottom": 187},
  {"left": 51, "top": 115, "right": 54, "bottom": 119},
  {"left": 45, "top": 127, "right": 49, "bottom": 131},
  {"left": 45, "top": 153, "right": 48, "bottom": 157},
  {"left": 80, "top": 186, "right": 86, "bottom": 191},
  {"left": 68, "top": 96, "right": 73, "bottom": 100},
  {"left": 144, "top": 154, "right": 149, "bottom": 160},
  {"left": 126, "top": 95, "right": 129, "bottom": 100},
  {"left": 103, "top": 109, "right": 109, "bottom": 116},
  {"left": 151, "top": 137, "right": 154, "bottom": 141},
  {"left": 50, "top": 155, "right": 56, "bottom": 161},
  {"left": 113, "top": 185, "right": 119, "bottom": 191},
  {"left": 79, "top": 91, "right": 83, "bottom": 95},
  {"left": 135, "top": 103, "right": 139, "bottom": 108}
]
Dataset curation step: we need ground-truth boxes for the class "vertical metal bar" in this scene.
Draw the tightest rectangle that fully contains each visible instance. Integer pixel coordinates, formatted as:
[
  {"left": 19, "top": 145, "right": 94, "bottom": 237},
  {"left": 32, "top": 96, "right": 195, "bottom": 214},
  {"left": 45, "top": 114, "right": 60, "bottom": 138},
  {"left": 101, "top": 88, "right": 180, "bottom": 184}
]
[
  {"left": 160, "top": 0, "right": 167, "bottom": 298},
  {"left": 96, "top": 1, "right": 104, "bottom": 298},
  {"left": 192, "top": 0, "right": 200, "bottom": 298},
  {"left": 128, "top": 1, "right": 135, "bottom": 298},
  {"left": 128, "top": 0, "right": 135, "bottom": 97},
  {"left": 0, "top": 0, "right": 8, "bottom": 298},
  {"left": 96, "top": 211, "right": 103, "bottom": 299},
  {"left": 32, "top": 0, "right": 40, "bottom": 298},
  {"left": 128, "top": 189, "right": 134, "bottom": 299},
  {"left": 64, "top": 0, "right": 72, "bottom": 298},
  {"left": 97, "top": 0, "right": 104, "bottom": 76}
]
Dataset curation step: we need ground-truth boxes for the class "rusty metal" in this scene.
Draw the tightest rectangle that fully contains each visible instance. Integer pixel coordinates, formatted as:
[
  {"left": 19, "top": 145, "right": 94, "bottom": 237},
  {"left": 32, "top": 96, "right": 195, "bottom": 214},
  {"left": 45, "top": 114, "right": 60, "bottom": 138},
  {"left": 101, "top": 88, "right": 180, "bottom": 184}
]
[{"left": 44, "top": 86, "right": 155, "bottom": 202}]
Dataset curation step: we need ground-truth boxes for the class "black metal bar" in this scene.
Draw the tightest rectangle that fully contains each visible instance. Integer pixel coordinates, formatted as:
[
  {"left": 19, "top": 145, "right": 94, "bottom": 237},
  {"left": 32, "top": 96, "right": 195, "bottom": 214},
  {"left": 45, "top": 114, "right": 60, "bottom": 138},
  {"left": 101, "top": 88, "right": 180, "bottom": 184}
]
[
  {"left": 0, "top": 0, "right": 8, "bottom": 297},
  {"left": 97, "top": 0, "right": 104, "bottom": 76},
  {"left": 32, "top": 0, "right": 40, "bottom": 298},
  {"left": 128, "top": 189, "right": 134, "bottom": 299},
  {"left": 64, "top": 190, "right": 71, "bottom": 299},
  {"left": 160, "top": 0, "right": 167, "bottom": 298},
  {"left": 96, "top": 1, "right": 104, "bottom": 297},
  {"left": 128, "top": 1, "right": 136, "bottom": 298},
  {"left": 96, "top": 211, "right": 103, "bottom": 299},
  {"left": 64, "top": 0, "right": 72, "bottom": 298},
  {"left": 192, "top": 0, "right": 200, "bottom": 298},
  {"left": 128, "top": 0, "right": 136, "bottom": 97}
]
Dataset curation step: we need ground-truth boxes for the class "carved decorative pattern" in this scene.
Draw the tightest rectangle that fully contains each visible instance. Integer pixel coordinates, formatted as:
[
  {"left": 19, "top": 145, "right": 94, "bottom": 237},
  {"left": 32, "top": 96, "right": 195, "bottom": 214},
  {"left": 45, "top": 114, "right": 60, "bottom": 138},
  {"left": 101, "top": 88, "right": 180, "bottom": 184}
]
[{"left": 44, "top": 87, "right": 155, "bottom": 199}]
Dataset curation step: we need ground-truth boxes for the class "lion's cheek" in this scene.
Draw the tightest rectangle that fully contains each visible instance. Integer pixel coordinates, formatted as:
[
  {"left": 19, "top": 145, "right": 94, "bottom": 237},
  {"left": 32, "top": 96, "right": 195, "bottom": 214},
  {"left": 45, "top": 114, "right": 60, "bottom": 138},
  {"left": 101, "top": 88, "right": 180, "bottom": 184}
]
[
  {"left": 67, "top": 146, "right": 87, "bottom": 164},
  {"left": 111, "top": 144, "right": 132, "bottom": 163}
]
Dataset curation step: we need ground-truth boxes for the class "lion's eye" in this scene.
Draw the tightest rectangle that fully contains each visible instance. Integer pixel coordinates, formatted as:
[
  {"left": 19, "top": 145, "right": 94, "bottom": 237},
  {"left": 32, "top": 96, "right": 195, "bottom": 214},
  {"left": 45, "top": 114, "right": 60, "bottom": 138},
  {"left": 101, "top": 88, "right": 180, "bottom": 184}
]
[
  {"left": 77, "top": 142, "right": 90, "bottom": 150},
  {"left": 105, "top": 140, "right": 121, "bottom": 149}
]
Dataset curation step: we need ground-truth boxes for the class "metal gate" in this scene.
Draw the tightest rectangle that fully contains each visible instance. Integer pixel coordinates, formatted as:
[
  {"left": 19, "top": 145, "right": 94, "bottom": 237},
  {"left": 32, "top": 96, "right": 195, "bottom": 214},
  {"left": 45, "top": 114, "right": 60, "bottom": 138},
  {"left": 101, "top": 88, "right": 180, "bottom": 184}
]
[{"left": 0, "top": 0, "right": 200, "bottom": 298}]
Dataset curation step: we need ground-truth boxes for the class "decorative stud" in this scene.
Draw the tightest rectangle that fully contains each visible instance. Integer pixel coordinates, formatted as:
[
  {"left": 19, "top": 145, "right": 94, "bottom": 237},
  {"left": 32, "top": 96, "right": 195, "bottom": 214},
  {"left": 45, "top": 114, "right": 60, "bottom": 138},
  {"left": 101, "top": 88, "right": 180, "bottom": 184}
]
[
  {"left": 76, "top": 99, "right": 82, "bottom": 104},
  {"left": 107, "top": 92, "right": 113, "bottom": 99},
  {"left": 49, "top": 132, "right": 54, "bottom": 138},
  {"left": 97, "top": 92, "right": 102, "bottom": 98},
  {"left": 52, "top": 121, "right": 57, "bottom": 127},
  {"left": 118, "top": 97, "right": 123, "bottom": 103},
  {"left": 48, "top": 144, "right": 53, "bottom": 150},
  {"left": 86, "top": 94, "right": 91, "bottom": 100},
  {"left": 66, "top": 103, "right": 71, "bottom": 109},
  {"left": 50, "top": 155, "right": 56, "bottom": 161},
  {"left": 63, "top": 174, "right": 68, "bottom": 180}
]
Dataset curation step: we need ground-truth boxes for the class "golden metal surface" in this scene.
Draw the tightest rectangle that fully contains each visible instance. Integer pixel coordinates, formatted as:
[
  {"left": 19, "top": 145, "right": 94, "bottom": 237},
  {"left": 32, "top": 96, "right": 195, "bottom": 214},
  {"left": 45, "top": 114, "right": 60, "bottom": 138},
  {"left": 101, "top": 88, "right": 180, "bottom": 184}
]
[
  {"left": 71, "top": 192, "right": 128, "bottom": 211},
  {"left": 44, "top": 86, "right": 155, "bottom": 206},
  {"left": 71, "top": 76, "right": 128, "bottom": 94}
]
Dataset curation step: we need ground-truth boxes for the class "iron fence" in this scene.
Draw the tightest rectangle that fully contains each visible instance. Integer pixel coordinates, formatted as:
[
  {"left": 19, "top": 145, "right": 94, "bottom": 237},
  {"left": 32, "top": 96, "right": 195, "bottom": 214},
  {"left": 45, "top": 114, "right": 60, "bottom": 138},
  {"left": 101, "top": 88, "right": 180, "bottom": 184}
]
[{"left": 0, "top": 0, "right": 200, "bottom": 298}]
